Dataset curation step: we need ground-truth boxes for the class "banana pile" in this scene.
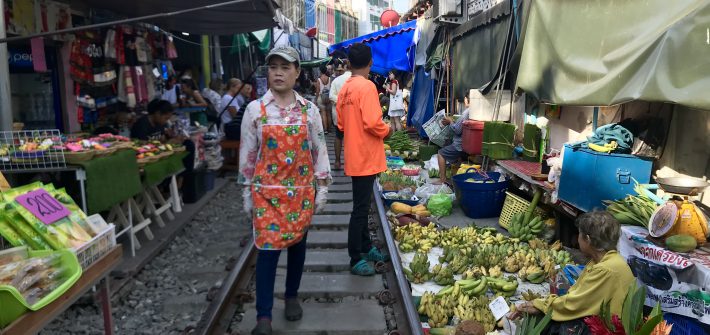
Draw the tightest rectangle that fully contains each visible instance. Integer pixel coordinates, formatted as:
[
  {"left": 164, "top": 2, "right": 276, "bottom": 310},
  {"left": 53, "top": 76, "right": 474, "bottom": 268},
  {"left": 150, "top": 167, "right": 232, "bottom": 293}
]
[
  {"left": 419, "top": 282, "right": 498, "bottom": 331},
  {"left": 508, "top": 213, "right": 544, "bottom": 241},
  {"left": 604, "top": 194, "right": 656, "bottom": 228},
  {"left": 403, "top": 252, "right": 431, "bottom": 284},
  {"left": 394, "top": 223, "right": 440, "bottom": 253},
  {"left": 394, "top": 223, "right": 575, "bottom": 285}
]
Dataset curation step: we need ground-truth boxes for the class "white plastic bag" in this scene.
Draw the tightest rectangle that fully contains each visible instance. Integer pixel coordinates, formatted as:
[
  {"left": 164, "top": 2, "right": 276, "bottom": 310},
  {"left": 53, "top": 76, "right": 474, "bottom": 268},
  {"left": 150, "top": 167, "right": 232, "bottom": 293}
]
[{"left": 423, "top": 156, "right": 439, "bottom": 172}]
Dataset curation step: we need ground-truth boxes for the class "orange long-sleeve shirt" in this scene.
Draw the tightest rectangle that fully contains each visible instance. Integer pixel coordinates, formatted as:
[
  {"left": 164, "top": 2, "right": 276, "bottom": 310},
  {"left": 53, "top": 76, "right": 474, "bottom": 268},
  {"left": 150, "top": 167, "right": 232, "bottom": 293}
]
[{"left": 337, "top": 75, "right": 391, "bottom": 177}]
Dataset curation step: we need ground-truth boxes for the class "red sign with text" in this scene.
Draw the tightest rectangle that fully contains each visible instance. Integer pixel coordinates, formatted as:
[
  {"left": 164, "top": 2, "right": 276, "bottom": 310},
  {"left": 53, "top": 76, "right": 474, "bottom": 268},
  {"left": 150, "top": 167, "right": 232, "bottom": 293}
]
[{"left": 15, "top": 189, "right": 70, "bottom": 225}]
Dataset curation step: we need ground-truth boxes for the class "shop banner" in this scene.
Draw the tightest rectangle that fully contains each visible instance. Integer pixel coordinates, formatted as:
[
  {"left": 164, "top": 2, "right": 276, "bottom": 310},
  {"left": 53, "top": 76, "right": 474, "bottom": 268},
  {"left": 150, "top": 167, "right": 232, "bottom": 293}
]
[
  {"left": 5, "top": 0, "right": 36, "bottom": 36},
  {"left": 35, "top": 0, "right": 72, "bottom": 36},
  {"left": 619, "top": 226, "right": 710, "bottom": 324}
]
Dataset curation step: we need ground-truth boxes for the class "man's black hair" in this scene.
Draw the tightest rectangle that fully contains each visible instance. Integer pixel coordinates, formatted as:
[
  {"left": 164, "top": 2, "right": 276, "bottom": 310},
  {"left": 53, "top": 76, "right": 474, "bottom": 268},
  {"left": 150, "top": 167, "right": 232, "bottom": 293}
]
[
  {"left": 147, "top": 99, "right": 174, "bottom": 115},
  {"left": 348, "top": 43, "right": 371, "bottom": 69},
  {"left": 319, "top": 64, "right": 328, "bottom": 74}
]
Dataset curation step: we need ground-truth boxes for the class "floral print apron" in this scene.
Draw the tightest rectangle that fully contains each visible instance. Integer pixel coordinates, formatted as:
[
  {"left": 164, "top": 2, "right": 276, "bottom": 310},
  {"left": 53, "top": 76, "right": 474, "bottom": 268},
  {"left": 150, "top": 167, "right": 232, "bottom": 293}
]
[{"left": 251, "top": 101, "right": 316, "bottom": 250}]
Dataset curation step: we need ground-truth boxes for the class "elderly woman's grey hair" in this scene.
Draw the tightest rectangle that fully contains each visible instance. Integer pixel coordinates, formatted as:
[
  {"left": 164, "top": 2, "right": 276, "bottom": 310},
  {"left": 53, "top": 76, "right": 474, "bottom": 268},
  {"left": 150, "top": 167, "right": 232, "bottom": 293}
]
[{"left": 576, "top": 211, "right": 621, "bottom": 251}]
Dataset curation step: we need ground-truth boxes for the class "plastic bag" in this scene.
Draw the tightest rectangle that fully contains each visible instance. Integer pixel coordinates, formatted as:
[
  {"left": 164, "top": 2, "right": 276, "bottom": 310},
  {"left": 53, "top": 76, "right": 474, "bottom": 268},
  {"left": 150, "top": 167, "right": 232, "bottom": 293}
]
[
  {"left": 427, "top": 194, "right": 452, "bottom": 217},
  {"left": 415, "top": 184, "right": 455, "bottom": 204}
]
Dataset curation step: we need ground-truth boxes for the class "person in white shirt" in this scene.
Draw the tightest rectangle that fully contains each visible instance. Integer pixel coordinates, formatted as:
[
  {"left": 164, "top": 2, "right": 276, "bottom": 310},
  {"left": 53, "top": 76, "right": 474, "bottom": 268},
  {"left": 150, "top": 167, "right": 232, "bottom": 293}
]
[
  {"left": 220, "top": 78, "right": 245, "bottom": 125},
  {"left": 202, "top": 79, "right": 223, "bottom": 110},
  {"left": 161, "top": 76, "right": 180, "bottom": 107},
  {"left": 328, "top": 58, "right": 352, "bottom": 171}
]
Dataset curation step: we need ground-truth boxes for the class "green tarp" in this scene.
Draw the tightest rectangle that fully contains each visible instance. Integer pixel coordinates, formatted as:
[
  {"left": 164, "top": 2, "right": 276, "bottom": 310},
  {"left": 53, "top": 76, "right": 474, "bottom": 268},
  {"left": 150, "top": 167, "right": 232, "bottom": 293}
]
[
  {"left": 143, "top": 152, "right": 188, "bottom": 186},
  {"left": 516, "top": 0, "right": 710, "bottom": 109},
  {"left": 74, "top": 149, "right": 142, "bottom": 214},
  {"left": 451, "top": 0, "right": 513, "bottom": 100}
]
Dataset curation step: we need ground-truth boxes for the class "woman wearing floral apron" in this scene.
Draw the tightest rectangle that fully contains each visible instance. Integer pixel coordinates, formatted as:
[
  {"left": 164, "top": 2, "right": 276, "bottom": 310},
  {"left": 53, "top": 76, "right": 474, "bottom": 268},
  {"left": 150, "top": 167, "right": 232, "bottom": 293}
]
[{"left": 239, "top": 46, "right": 332, "bottom": 335}]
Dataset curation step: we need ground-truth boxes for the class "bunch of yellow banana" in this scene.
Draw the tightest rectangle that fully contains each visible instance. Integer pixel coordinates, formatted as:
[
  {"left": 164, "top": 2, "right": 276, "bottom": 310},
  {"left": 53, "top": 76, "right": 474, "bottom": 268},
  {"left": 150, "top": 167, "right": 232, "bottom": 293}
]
[
  {"left": 522, "top": 289, "right": 542, "bottom": 301},
  {"left": 469, "top": 296, "right": 497, "bottom": 332},
  {"left": 486, "top": 276, "right": 518, "bottom": 297},
  {"left": 503, "top": 255, "right": 522, "bottom": 273},
  {"left": 488, "top": 265, "right": 503, "bottom": 278},
  {"left": 403, "top": 252, "right": 431, "bottom": 284}
]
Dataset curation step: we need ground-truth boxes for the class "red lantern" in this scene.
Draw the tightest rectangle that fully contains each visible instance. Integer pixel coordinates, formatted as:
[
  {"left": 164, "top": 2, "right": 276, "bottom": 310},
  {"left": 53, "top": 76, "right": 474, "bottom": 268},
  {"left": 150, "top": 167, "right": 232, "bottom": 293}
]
[
  {"left": 380, "top": 10, "right": 400, "bottom": 28},
  {"left": 306, "top": 27, "right": 317, "bottom": 38}
]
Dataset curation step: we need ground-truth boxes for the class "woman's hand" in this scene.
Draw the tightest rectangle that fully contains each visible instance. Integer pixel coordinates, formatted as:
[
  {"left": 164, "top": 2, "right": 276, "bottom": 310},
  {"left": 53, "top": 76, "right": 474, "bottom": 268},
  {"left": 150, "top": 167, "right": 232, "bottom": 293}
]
[{"left": 511, "top": 301, "right": 542, "bottom": 318}]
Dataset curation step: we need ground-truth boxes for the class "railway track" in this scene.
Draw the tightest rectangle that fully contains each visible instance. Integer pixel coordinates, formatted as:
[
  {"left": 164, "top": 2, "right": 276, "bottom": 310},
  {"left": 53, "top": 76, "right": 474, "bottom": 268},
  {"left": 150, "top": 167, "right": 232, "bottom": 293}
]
[{"left": 194, "top": 135, "right": 422, "bottom": 335}]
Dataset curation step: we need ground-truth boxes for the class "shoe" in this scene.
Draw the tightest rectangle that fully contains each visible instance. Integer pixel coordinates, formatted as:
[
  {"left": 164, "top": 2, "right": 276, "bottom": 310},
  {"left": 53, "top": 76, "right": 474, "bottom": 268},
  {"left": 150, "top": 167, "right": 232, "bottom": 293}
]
[
  {"left": 363, "top": 247, "right": 390, "bottom": 262},
  {"left": 351, "top": 259, "right": 375, "bottom": 276},
  {"left": 251, "top": 318, "right": 272, "bottom": 335},
  {"left": 284, "top": 298, "right": 303, "bottom": 321}
]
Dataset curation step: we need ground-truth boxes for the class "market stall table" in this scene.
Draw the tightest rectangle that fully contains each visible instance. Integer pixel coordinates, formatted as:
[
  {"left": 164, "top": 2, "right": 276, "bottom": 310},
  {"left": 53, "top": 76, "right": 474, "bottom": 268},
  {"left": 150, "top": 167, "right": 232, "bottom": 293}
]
[
  {"left": 619, "top": 225, "right": 710, "bottom": 325},
  {"left": 3, "top": 246, "right": 123, "bottom": 335}
]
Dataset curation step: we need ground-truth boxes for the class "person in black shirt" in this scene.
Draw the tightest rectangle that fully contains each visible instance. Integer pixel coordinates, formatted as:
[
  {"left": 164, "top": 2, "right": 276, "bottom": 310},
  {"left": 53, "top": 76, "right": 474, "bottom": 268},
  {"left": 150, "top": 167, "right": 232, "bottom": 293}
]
[{"left": 131, "top": 99, "right": 175, "bottom": 141}]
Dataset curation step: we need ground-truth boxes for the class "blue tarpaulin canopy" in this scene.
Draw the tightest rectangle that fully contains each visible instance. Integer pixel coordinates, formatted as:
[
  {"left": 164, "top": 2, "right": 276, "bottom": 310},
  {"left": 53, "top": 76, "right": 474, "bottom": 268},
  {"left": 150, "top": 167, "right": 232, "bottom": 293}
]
[{"left": 328, "top": 21, "right": 417, "bottom": 74}]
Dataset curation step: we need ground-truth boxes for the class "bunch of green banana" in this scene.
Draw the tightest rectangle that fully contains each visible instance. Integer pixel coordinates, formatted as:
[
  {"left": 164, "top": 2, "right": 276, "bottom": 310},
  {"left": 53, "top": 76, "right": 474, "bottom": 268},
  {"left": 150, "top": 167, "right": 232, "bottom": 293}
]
[
  {"left": 457, "top": 277, "right": 488, "bottom": 296},
  {"left": 403, "top": 252, "right": 431, "bottom": 284},
  {"left": 522, "top": 289, "right": 542, "bottom": 301},
  {"left": 509, "top": 213, "right": 545, "bottom": 241},
  {"left": 432, "top": 264, "right": 455, "bottom": 286},
  {"left": 604, "top": 194, "right": 657, "bottom": 228},
  {"left": 519, "top": 265, "right": 546, "bottom": 284},
  {"left": 487, "top": 276, "right": 518, "bottom": 297}
]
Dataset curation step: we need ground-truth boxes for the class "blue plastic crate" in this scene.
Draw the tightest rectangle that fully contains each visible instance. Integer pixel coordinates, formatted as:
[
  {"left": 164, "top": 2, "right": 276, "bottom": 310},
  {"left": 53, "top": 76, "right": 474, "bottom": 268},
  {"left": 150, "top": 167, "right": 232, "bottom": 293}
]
[
  {"left": 558, "top": 145, "right": 653, "bottom": 212},
  {"left": 663, "top": 313, "right": 707, "bottom": 335}
]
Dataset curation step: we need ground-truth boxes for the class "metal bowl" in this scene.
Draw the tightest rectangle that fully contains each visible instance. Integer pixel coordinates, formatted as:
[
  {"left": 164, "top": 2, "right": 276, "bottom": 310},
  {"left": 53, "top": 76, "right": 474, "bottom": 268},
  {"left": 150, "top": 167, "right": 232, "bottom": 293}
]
[{"left": 655, "top": 176, "right": 710, "bottom": 195}]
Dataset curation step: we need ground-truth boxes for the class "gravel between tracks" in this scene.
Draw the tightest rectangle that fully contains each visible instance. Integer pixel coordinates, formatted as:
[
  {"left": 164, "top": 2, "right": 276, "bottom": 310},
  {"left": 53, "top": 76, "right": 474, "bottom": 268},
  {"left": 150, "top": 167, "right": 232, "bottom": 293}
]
[{"left": 42, "top": 181, "right": 249, "bottom": 335}]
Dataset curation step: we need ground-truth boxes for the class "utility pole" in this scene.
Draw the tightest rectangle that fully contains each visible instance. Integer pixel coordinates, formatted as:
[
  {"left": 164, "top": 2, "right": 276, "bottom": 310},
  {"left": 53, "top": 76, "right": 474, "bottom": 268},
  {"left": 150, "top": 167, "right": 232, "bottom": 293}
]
[{"left": 0, "top": 0, "right": 13, "bottom": 131}]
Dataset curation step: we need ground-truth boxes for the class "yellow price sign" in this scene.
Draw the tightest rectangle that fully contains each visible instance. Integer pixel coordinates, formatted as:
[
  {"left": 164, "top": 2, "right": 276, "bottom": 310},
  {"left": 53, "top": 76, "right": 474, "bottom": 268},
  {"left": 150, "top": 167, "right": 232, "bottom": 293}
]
[{"left": 0, "top": 171, "right": 9, "bottom": 192}]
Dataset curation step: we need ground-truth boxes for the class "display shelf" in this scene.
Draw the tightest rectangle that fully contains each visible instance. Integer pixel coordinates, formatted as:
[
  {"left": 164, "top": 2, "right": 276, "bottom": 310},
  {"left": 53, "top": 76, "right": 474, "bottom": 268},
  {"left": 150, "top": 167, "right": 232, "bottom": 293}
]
[
  {"left": 3, "top": 246, "right": 123, "bottom": 335},
  {"left": 0, "top": 130, "right": 66, "bottom": 172}
]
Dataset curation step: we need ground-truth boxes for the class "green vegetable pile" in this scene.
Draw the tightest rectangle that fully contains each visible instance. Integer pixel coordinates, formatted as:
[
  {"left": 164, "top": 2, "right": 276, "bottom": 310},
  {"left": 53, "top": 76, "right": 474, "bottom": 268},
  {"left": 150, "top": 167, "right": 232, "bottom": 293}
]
[{"left": 385, "top": 131, "right": 417, "bottom": 152}]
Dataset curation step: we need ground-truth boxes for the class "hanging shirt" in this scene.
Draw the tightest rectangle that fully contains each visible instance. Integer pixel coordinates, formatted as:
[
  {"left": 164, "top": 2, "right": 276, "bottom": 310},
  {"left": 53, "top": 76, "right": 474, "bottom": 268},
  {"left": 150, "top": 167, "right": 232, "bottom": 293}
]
[
  {"left": 336, "top": 75, "right": 390, "bottom": 177},
  {"left": 532, "top": 250, "right": 635, "bottom": 322},
  {"left": 238, "top": 90, "right": 332, "bottom": 186}
]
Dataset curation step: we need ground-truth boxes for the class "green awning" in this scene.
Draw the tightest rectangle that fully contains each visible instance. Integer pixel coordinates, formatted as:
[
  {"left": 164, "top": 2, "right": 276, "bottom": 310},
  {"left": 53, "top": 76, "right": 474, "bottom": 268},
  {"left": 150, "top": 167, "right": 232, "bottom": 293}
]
[
  {"left": 300, "top": 57, "right": 331, "bottom": 68},
  {"left": 231, "top": 29, "right": 271, "bottom": 55},
  {"left": 516, "top": 0, "right": 710, "bottom": 109}
]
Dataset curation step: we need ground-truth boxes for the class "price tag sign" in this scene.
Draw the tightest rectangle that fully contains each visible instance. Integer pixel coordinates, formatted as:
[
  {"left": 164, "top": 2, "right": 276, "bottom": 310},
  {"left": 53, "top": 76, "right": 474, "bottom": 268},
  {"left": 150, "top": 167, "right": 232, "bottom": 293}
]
[
  {"left": 489, "top": 296, "right": 511, "bottom": 321},
  {"left": 15, "top": 189, "right": 71, "bottom": 225}
]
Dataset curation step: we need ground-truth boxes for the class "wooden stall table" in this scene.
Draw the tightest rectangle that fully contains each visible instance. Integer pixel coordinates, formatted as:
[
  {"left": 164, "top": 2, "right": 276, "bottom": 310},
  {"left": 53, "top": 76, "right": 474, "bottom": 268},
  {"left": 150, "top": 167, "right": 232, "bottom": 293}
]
[{"left": 3, "top": 246, "right": 123, "bottom": 335}]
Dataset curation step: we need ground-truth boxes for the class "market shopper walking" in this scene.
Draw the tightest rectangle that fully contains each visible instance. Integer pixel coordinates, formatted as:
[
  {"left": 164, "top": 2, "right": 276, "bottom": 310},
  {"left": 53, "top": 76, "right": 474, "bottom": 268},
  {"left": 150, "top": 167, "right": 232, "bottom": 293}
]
[
  {"left": 384, "top": 70, "right": 405, "bottom": 131},
  {"left": 315, "top": 65, "right": 332, "bottom": 134},
  {"left": 337, "top": 43, "right": 393, "bottom": 276},
  {"left": 239, "top": 46, "right": 332, "bottom": 335},
  {"left": 329, "top": 58, "right": 352, "bottom": 171}
]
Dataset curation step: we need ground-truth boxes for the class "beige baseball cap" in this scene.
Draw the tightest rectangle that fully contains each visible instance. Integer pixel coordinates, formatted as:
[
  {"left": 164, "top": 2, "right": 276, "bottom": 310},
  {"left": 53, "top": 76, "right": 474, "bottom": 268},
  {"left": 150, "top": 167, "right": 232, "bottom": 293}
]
[{"left": 265, "top": 46, "right": 301, "bottom": 65}]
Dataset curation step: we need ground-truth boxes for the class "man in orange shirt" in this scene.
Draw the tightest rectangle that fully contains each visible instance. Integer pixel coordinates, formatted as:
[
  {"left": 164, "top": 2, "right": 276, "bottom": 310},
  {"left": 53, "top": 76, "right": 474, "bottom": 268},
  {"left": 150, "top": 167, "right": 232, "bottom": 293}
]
[{"left": 337, "top": 43, "right": 393, "bottom": 276}]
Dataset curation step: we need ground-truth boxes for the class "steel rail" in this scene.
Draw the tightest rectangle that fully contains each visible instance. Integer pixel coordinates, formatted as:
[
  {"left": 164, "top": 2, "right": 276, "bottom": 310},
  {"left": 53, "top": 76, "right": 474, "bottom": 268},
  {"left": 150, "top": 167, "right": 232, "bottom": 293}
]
[
  {"left": 373, "top": 183, "right": 424, "bottom": 335},
  {"left": 194, "top": 239, "right": 257, "bottom": 335}
]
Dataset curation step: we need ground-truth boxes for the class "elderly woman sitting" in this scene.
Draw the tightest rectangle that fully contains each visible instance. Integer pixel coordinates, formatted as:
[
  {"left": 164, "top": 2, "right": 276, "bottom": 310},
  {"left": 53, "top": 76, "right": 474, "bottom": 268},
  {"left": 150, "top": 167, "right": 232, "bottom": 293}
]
[{"left": 514, "top": 211, "right": 635, "bottom": 334}]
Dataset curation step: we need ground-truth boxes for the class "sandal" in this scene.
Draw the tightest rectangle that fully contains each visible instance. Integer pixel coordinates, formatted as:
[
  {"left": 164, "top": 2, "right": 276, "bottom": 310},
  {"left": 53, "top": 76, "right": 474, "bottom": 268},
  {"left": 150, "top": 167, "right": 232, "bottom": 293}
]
[
  {"left": 350, "top": 259, "right": 375, "bottom": 276},
  {"left": 251, "top": 318, "right": 272, "bottom": 335},
  {"left": 284, "top": 298, "right": 303, "bottom": 321},
  {"left": 363, "top": 247, "right": 389, "bottom": 262}
]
